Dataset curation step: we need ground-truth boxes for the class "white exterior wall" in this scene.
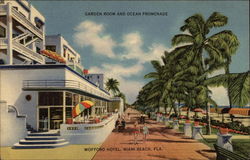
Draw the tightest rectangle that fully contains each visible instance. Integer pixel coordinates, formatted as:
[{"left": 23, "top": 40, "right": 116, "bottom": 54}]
[
  {"left": 0, "top": 101, "right": 27, "bottom": 146},
  {"left": 0, "top": 68, "right": 65, "bottom": 130}
]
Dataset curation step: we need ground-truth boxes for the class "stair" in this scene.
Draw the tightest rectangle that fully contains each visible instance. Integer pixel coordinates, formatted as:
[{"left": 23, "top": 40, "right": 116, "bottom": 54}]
[{"left": 13, "top": 131, "right": 69, "bottom": 149}]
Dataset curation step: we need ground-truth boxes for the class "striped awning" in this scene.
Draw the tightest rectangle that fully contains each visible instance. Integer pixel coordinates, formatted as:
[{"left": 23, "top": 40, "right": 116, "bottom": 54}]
[{"left": 228, "top": 108, "right": 250, "bottom": 116}]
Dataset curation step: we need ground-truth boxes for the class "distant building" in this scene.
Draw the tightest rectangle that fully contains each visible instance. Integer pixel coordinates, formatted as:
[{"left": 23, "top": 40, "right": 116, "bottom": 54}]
[{"left": 85, "top": 74, "right": 104, "bottom": 90}]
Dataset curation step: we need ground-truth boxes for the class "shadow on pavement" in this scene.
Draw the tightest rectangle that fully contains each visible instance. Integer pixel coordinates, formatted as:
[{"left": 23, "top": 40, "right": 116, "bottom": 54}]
[{"left": 147, "top": 138, "right": 200, "bottom": 143}]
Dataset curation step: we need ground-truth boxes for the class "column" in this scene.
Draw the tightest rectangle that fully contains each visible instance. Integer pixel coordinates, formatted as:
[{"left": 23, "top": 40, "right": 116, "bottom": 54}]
[
  {"left": 192, "top": 125, "right": 203, "bottom": 140},
  {"left": 63, "top": 91, "right": 66, "bottom": 124},
  {"left": 7, "top": 3, "right": 13, "bottom": 65},
  {"left": 184, "top": 122, "right": 192, "bottom": 137},
  {"left": 173, "top": 120, "right": 179, "bottom": 130}
]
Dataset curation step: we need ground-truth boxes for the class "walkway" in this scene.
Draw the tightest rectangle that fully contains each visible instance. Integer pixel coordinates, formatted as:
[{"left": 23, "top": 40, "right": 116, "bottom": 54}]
[{"left": 93, "top": 110, "right": 216, "bottom": 160}]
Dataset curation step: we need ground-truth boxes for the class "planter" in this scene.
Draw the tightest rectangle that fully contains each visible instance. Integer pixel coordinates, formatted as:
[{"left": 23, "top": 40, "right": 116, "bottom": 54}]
[
  {"left": 66, "top": 118, "right": 73, "bottom": 124},
  {"left": 219, "top": 128, "right": 229, "bottom": 134},
  {"left": 185, "top": 120, "right": 191, "bottom": 123},
  {"left": 194, "top": 121, "right": 199, "bottom": 126}
]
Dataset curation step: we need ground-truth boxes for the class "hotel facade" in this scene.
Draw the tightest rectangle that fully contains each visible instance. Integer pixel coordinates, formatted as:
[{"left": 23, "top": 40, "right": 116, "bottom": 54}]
[{"left": 0, "top": 0, "right": 123, "bottom": 147}]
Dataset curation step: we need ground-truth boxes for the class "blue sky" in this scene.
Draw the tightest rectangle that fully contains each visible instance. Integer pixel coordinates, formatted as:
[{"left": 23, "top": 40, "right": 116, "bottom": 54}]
[{"left": 31, "top": 0, "right": 249, "bottom": 104}]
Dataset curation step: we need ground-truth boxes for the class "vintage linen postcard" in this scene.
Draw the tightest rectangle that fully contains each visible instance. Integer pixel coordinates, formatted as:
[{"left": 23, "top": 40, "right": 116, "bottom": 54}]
[{"left": 0, "top": 0, "right": 249, "bottom": 160}]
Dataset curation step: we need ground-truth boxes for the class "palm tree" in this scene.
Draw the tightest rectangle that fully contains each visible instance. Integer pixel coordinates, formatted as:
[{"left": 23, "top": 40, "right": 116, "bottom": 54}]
[
  {"left": 105, "top": 78, "right": 120, "bottom": 96},
  {"left": 170, "top": 12, "right": 239, "bottom": 134}
]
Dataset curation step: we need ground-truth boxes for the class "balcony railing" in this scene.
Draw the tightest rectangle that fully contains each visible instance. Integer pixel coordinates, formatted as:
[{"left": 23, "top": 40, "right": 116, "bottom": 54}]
[
  {"left": 0, "top": 5, "right": 6, "bottom": 15},
  {"left": 12, "top": 40, "right": 45, "bottom": 64},
  {"left": 11, "top": 7, "right": 43, "bottom": 39},
  {"left": 23, "top": 80, "right": 111, "bottom": 100}
]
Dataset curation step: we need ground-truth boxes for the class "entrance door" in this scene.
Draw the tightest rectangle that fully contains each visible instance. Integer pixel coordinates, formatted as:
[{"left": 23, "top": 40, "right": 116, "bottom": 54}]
[
  {"left": 50, "top": 107, "right": 63, "bottom": 130},
  {"left": 39, "top": 108, "right": 49, "bottom": 131}
]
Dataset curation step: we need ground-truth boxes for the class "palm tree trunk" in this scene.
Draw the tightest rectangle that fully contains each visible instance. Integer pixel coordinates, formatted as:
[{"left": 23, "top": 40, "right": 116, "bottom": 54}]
[
  {"left": 178, "top": 101, "right": 181, "bottom": 116},
  {"left": 173, "top": 103, "right": 178, "bottom": 116},
  {"left": 225, "top": 62, "right": 234, "bottom": 122},
  {"left": 206, "top": 103, "right": 211, "bottom": 135},
  {"left": 168, "top": 106, "right": 173, "bottom": 115},
  {"left": 186, "top": 107, "right": 190, "bottom": 118}
]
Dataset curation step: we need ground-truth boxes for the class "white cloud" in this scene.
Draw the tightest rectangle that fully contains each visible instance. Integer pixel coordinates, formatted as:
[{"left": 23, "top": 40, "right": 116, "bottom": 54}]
[
  {"left": 73, "top": 20, "right": 116, "bottom": 58},
  {"left": 209, "top": 86, "right": 229, "bottom": 106},
  {"left": 120, "top": 32, "right": 169, "bottom": 63}
]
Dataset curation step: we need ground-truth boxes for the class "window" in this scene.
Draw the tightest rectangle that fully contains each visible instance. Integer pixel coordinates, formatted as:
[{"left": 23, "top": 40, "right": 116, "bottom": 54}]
[
  {"left": 0, "top": 25, "right": 6, "bottom": 38},
  {"left": 72, "top": 94, "right": 79, "bottom": 106},
  {"left": 13, "top": 7, "right": 18, "bottom": 11},
  {"left": 39, "top": 92, "right": 63, "bottom": 106},
  {"left": 63, "top": 48, "right": 67, "bottom": 58},
  {"left": 66, "top": 107, "right": 72, "bottom": 119},
  {"left": 66, "top": 92, "right": 72, "bottom": 105},
  {"left": 36, "top": 47, "right": 41, "bottom": 53},
  {"left": 46, "top": 45, "right": 56, "bottom": 52}
]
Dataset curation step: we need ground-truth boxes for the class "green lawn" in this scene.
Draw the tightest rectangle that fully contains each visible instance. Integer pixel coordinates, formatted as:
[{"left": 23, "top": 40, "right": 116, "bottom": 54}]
[{"left": 178, "top": 123, "right": 250, "bottom": 158}]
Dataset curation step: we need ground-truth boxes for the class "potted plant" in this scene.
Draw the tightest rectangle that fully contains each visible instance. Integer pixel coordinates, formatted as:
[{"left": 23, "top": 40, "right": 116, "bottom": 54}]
[
  {"left": 194, "top": 121, "right": 199, "bottom": 126},
  {"left": 185, "top": 119, "right": 191, "bottom": 123},
  {"left": 219, "top": 124, "right": 229, "bottom": 134}
]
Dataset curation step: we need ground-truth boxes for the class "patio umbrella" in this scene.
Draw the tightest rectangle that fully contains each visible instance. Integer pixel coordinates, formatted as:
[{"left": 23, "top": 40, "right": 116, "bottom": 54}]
[
  {"left": 80, "top": 100, "right": 94, "bottom": 108},
  {"left": 72, "top": 100, "right": 94, "bottom": 118},
  {"left": 193, "top": 108, "right": 204, "bottom": 112}
]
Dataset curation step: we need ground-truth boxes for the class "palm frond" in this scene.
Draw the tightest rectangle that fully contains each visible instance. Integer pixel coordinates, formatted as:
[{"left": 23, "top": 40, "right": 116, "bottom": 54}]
[
  {"left": 172, "top": 34, "right": 194, "bottom": 46},
  {"left": 206, "top": 12, "right": 228, "bottom": 28},
  {"left": 229, "top": 71, "right": 250, "bottom": 106}
]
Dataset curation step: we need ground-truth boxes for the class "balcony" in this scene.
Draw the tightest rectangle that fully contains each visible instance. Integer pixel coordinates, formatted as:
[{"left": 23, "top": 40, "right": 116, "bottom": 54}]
[
  {"left": 11, "top": 7, "right": 43, "bottom": 39},
  {"left": 12, "top": 40, "right": 45, "bottom": 64},
  {"left": 23, "top": 80, "right": 111, "bottom": 100}
]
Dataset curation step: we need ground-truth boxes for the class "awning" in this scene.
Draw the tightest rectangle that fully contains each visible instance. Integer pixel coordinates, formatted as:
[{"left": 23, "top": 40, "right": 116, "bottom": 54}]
[
  {"left": 40, "top": 50, "right": 66, "bottom": 64},
  {"left": 228, "top": 108, "right": 250, "bottom": 116}
]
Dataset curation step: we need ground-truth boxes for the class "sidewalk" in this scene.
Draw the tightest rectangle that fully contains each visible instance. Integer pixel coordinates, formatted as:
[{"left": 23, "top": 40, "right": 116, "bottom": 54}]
[{"left": 93, "top": 117, "right": 216, "bottom": 160}]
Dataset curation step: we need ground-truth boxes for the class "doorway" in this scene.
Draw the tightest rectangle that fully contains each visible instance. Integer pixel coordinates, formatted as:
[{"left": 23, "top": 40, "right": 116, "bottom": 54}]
[{"left": 38, "top": 108, "right": 49, "bottom": 131}]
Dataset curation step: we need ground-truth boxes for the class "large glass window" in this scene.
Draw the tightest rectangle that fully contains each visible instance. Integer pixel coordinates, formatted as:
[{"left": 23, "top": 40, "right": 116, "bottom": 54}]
[
  {"left": 73, "top": 94, "right": 79, "bottom": 106},
  {"left": 66, "top": 92, "right": 72, "bottom": 105},
  {"left": 39, "top": 92, "right": 63, "bottom": 106},
  {"left": 66, "top": 107, "right": 72, "bottom": 119}
]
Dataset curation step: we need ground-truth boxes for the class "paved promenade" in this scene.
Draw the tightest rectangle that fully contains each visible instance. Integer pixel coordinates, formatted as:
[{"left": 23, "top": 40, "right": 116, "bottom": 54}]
[{"left": 93, "top": 111, "right": 216, "bottom": 160}]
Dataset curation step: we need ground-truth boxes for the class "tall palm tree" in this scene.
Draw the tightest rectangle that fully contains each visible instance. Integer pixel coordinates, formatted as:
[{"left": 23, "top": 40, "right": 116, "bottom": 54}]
[
  {"left": 171, "top": 12, "right": 239, "bottom": 134},
  {"left": 105, "top": 78, "right": 120, "bottom": 96}
]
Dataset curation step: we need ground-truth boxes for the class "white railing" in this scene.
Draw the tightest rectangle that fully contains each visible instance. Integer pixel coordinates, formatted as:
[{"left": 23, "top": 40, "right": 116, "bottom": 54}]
[
  {"left": 23, "top": 80, "right": 111, "bottom": 100},
  {"left": 12, "top": 41, "right": 45, "bottom": 64},
  {"left": 0, "top": 5, "right": 6, "bottom": 14},
  {"left": 11, "top": 7, "right": 43, "bottom": 39}
]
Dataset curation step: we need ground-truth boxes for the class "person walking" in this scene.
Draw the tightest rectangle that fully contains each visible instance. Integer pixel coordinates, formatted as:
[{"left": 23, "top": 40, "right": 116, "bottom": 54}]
[
  {"left": 133, "top": 120, "right": 140, "bottom": 144},
  {"left": 142, "top": 123, "right": 149, "bottom": 142}
]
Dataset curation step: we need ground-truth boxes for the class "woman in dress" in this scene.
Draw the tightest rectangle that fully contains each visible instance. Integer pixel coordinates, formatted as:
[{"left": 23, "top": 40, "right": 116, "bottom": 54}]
[{"left": 133, "top": 120, "right": 140, "bottom": 144}]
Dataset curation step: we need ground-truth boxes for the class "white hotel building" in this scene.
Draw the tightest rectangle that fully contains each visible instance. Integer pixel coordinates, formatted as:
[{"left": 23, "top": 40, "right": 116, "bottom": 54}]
[{"left": 0, "top": 0, "right": 123, "bottom": 148}]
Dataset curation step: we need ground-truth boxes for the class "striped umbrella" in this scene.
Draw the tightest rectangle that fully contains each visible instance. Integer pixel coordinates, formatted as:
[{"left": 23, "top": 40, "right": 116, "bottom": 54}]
[
  {"left": 72, "top": 100, "right": 94, "bottom": 118},
  {"left": 80, "top": 100, "right": 94, "bottom": 109}
]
